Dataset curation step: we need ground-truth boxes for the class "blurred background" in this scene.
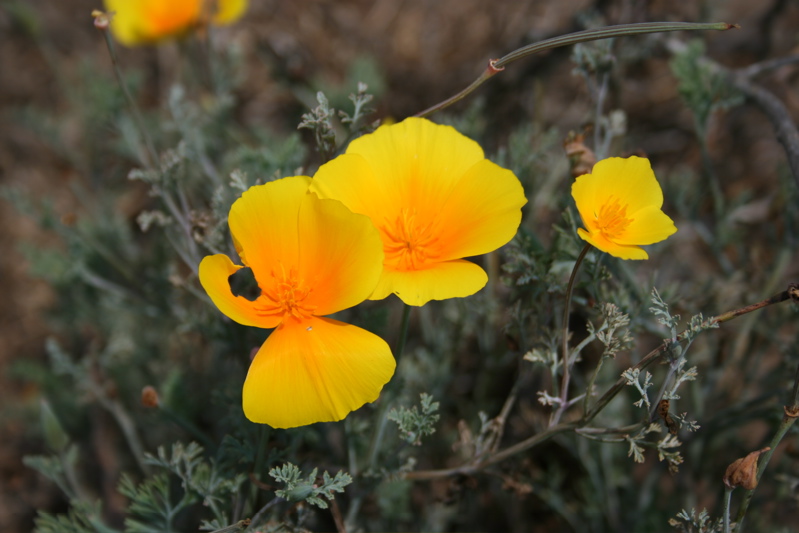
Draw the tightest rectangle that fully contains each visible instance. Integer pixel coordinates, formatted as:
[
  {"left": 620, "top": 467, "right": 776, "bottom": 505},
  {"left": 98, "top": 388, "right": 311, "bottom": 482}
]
[{"left": 1, "top": 0, "right": 798, "bottom": 531}]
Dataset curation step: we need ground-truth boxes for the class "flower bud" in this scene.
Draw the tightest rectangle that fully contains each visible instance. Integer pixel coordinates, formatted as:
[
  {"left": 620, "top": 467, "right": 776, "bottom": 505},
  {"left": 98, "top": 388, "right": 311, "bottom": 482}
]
[
  {"left": 141, "top": 385, "right": 160, "bottom": 408},
  {"left": 723, "top": 447, "right": 770, "bottom": 490}
]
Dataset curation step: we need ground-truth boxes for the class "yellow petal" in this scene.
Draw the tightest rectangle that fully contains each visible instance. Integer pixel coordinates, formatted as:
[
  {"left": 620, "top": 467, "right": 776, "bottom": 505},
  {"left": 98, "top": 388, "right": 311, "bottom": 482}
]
[
  {"left": 243, "top": 317, "right": 396, "bottom": 428},
  {"left": 616, "top": 206, "right": 677, "bottom": 245},
  {"left": 435, "top": 159, "right": 526, "bottom": 260},
  {"left": 213, "top": 0, "right": 248, "bottom": 24},
  {"left": 585, "top": 156, "right": 664, "bottom": 214},
  {"left": 347, "top": 118, "right": 486, "bottom": 205},
  {"left": 577, "top": 228, "right": 649, "bottom": 260},
  {"left": 298, "top": 193, "right": 384, "bottom": 316},
  {"left": 370, "top": 260, "right": 488, "bottom": 306},
  {"left": 311, "top": 154, "right": 391, "bottom": 228},
  {"left": 199, "top": 254, "right": 280, "bottom": 328},
  {"left": 312, "top": 118, "right": 487, "bottom": 227},
  {"left": 228, "top": 177, "right": 309, "bottom": 287}
]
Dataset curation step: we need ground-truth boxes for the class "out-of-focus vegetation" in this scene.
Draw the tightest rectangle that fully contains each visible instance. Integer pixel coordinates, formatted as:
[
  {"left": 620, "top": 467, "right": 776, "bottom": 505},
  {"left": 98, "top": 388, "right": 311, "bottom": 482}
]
[{"left": 1, "top": 1, "right": 798, "bottom": 532}]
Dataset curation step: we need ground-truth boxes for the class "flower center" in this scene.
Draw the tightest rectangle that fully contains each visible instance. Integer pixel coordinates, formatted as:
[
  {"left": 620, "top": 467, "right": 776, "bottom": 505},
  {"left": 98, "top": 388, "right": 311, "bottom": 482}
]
[
  {"left": 593, "top": 197, "right": 632, "bottom": 240},
  {"left": 256, "top": 264, "right": 316, "bottom": 322},
  {"left": 382, "top": 207, "right": 441, "bottom": 271}
]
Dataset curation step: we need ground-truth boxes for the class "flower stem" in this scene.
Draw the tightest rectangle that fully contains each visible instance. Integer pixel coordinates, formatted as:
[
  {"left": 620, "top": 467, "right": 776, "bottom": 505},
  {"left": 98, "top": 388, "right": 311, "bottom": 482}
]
[
  {"left": 415, "top": 22, "right": 737, "bottom": 118},
  {"left": 734, "top": 359, "right": 799, "bottom": 531},
  {"left": 582, "top": 355, "right": 606, "bottom": 416},
  {"left": 552, "top": 243, "right": 592, "bottom": 426},
  {"left": 97, "top": 26, "right": 158, "bottom": 168},
  {"left": 722, "top": 486, "right": 734, "bottom": 533},
  {"left": 395, "top": 304, "right": 412, "bottom": 359}
]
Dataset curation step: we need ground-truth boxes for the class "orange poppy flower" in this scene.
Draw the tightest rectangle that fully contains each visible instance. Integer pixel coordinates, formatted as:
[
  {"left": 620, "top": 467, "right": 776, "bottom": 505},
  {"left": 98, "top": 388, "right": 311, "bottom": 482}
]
[
  {"left": 199, "top": 177, "right": 395, "bottom": 428},
  {"left": 104, "top": 0, "right": 247, "bottom": 46},
  {"left": 311, "top": 117, "right": 527, "bottom": 306}
]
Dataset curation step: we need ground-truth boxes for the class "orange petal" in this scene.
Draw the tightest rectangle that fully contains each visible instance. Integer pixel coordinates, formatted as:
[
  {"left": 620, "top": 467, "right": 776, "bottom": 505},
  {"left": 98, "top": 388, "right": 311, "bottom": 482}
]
[
  {"left": 297, "top": 194, "right": 384, "bottom": 316},
  {"left": 242, "top": 317, "right": 396, "bottom": 428},
  {"left": 228, "top": 177, "right": 309, "bottom": 288},
  {"left": 434, "top": 158, "right": 526, "bottom": 260},
  {"left": 104, "top": 0, "right": 199, "bottom": 46},
  {"left": 199, "top": 254, "right": 281, "bottom": 328},
  {"left": 370, "top": 260, "right": 488, "bottom": 306}
]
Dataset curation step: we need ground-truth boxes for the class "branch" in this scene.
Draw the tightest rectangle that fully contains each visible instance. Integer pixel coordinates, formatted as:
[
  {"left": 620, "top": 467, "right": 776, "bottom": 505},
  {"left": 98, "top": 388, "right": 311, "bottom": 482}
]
[{"left": 403, "top": 284, "right": 797, "bottom": 481}]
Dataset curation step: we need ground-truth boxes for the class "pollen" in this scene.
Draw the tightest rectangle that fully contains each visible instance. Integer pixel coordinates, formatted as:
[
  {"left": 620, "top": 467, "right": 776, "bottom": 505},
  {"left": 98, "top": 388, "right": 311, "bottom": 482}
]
[
  {"left": 593, "top": 197, "right": 632, "bottom": 240},
  {"left": 382, "top": 207, "right": 441, "bottom": 271},
  {"left": 256, "top": 264, "right": 316, "bottom": 321}
]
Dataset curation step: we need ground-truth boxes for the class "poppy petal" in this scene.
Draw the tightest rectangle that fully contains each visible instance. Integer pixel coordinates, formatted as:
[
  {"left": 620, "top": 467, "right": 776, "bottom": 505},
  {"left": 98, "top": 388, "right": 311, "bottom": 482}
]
[
  {"left": 616, "top": 206, "right": 677, "bottom": 245},
  {"left": 435, "top": 159, "right": 526, "bottom": 260},
  {"left": 587, "top": 157, "right": 664, "bottom": 214},
  {"left": 576, "top": 228, "right": 649, "bottom": 260},
  {"left": 370, "top": 260, "right": 488, "bottom": 306},
  {"left": 199, "top": 254, "right": 280, "bottom": 328},
  {"left": 228, "top": 176, "right": 309, "bottom": 288},
  {"left": 242, "top": 317, "right": 396, "bottom": 428},
  {"left": 297, "top": 194, "right": 384, "bottom": 316}
]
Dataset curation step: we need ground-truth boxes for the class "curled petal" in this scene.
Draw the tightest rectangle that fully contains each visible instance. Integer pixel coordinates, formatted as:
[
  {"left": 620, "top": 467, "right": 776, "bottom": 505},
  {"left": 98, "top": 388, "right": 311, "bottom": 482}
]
[
  {"left": 243, "top": 317, "right": 396, "bottom": 428},
  {"left": 199, "top": 254, "right": 281, "bottom": 329}
]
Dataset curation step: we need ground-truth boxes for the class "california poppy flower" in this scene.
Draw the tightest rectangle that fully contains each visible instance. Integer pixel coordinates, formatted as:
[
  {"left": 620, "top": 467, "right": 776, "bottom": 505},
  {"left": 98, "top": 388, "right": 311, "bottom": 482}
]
[
  {"left": 311, "top": 117, "right": 527, "bottom": 306},
  {"left": 571, "top": 156, "right": 677, "bottom": 260},
  {"left": 199, "top": 177, "right": 395, "bottom": 428},
  {"left": 104, "top": 0, "right": 247, "bottom": 46}
]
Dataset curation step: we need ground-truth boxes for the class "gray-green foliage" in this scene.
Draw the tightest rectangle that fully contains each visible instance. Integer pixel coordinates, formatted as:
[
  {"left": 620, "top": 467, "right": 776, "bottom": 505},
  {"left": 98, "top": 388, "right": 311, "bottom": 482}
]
[
  {"left": 670, "top": 39, "right": 743, "bottom": 137},
  {"left": 387, "top": 393, "right": 440, "bottom": 446},
  {"left": 269, "top": 463, "right": 352, "bottom": 509}
]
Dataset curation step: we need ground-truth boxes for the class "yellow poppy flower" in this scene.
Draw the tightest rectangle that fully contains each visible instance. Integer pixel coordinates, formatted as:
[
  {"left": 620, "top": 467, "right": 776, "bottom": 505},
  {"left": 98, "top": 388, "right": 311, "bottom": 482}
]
[
  {"left": 199, "top": 177, "right": 395, "bottom": 428},
  {"left": 571, "top": 156, "right": 677, "bottom": 260},
  {"left": 103, "top": 0, "right": 248, "bottom": 47},
  {"left": 310, "top": 117, "right": 527, "bottom": 306}
]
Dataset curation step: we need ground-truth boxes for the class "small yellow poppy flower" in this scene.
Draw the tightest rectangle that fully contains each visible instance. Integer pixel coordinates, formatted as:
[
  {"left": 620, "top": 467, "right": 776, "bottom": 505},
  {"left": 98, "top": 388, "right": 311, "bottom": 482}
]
[
  {"left": 571, "top": 156, "right": 677, "bottom": 260},
  {"left": 311, "top": 117, "right": 527, "bottom": 306},
  {"left": 103, "top": 0, "right": 248, "bottom": 47},
  {"left": 199, "top": 177, "right": 395, "bottom": 429}
]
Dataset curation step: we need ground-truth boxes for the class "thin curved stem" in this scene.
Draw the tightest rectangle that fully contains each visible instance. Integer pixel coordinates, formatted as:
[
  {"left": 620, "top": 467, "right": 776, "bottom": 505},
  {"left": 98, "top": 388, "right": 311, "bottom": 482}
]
[
  {"left": 415, "top": 22, "right": 737, "bottom": 118},
  {"left": 552, "top": 243, "right": 592, "bottom": 426},
  {"left": 97, "top": 26, "right": 158, "bottom": 167}
]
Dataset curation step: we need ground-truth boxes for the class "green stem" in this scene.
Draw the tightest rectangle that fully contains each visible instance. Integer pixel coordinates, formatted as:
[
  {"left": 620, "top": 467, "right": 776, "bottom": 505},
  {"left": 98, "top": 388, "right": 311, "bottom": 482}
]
[
  {"left": 97, "top": 27, "right": 158, "bottom": 168},
  {"left": 253, "top": 425, "right": 270, "bottom": 480},
  {"left": 552, "top": 243, "right": 592, "bottom": 426},
  {"left": 583, "top": 355, "right": 606, "bottom": 416},
  {"left": 722, "top": 486, "right": 734, "bottom": 533},
  {"left": 366, "top": 305, "right": 412, "bottom": 470},
  {"left": 734, "top": 359, "right": 799, "bottom": 531},
  {"left": 395, "top": 304, "right": 412, "bottom": 359},
  {"left": 415, "top": 22, "right": 737, "bottom": 118}
]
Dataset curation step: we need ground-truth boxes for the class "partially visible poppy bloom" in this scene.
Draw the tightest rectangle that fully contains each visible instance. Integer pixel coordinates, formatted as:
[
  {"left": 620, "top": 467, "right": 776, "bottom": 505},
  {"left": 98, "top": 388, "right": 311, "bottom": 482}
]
[
  {"left": 571, "top": 156, "right": 677, "bottom": 260},
  {"left": 199, "top": 177, "right": 395, "bottom": 429},
  {"left": 103, "top": 0, "right": 247, "bottom": 47},
  {"left": 311, "top": 117, "right": 527, "bottom": 306}
]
